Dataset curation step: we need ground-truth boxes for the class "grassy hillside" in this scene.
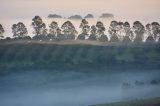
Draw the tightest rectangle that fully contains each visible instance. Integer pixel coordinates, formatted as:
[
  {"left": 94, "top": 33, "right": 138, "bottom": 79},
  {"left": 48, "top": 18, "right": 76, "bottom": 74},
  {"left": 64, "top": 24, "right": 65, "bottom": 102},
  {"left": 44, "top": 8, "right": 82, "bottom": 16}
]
[
  {"left": 92, "top": 97, "right": 160, "bottom": 106},
  {"left": 0, "top": 41, "right": 160, "bottom": 72}
]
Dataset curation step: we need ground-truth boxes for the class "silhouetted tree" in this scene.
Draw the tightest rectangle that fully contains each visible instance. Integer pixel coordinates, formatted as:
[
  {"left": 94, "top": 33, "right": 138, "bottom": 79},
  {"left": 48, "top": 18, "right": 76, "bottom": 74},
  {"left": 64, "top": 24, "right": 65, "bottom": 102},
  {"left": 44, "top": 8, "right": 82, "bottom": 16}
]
[
  {"left": 47, "top": 21, "right": 58, "bottom": 41},
  {"left": 88, "top": 25, "right": 97, "bottom": 40},
  {"left": 96, "top": 21, "right": 104, "bottom": 37},
  {"left": 49, "top": 21, "right": 58, "bottom": 36},
  {"left": 0, "top": 24, "right": 5, "bottom": 39},
  {"left": 132, "top": 21, "right": 145, "bottom": 42},
  {"left": 17, "top": 22, "right": 28, "bottom": 38},
  {"left": 12, "top": 22, "right": 28, "bottom": 39},
  {"left": 77, "top": 19, "right": 90, "bottom": 40},
  {"left": 61, "top": 21, "right": 77, "bottom": 40},
  {"left": 108, "top": 21, "right": 118, "bottom": 36},
  {"left": 150, "top": 22, "right": 160, "bottom": 42},
  {"left": 56, "top": 28, "right": 66, "bottom": 40},
  {"left": 12, "top": 24, "right": 18, "bottom": 38},
  {"left": 123, "top": 22, "right": 132, "bottom": 42},
  {"left": 32, "top": 16, "right": 47, "bottom": 40},
  {"left": 145, "top": 24, "right": 154, "bottom": 42},
  {"left": 96, "top": 21, "right": 108, "bottom": 42},
  {"left": 109, "top": 21, "right": 119, "bottom": 42},
  {"left": 116, "top": 22, "right": 125, "bottom": 42}
]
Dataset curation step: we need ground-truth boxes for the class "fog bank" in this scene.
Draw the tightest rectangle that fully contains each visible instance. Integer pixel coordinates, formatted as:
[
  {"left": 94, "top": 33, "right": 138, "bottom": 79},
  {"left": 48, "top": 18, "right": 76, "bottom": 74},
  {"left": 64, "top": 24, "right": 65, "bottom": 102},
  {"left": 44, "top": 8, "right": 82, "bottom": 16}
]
[{"left": 0, "top": 70, "right": 160, "bottom": 106}]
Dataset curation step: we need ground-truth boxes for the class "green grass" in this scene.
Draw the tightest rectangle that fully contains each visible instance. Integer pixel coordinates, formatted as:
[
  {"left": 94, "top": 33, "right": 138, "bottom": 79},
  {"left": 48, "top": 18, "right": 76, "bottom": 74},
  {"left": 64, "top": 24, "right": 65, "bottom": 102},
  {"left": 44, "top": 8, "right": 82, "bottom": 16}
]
[
  {"left": 92, "top": 97, "right": 160, "bottom": 106},
  {"left": 0, "top": 41, "right": 160, "bottom": 71}
]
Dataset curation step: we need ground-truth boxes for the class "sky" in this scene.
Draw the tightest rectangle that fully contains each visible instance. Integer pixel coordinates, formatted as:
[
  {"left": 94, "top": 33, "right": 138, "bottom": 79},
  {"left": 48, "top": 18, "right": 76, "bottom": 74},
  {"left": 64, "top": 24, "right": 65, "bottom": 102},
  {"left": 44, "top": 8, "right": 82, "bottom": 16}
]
[
  {"left": 0, "top": 0, "right": 160, "bottom": 37},
  {"left": 0, "top": 0, "right": 160, "bottom": 19}
]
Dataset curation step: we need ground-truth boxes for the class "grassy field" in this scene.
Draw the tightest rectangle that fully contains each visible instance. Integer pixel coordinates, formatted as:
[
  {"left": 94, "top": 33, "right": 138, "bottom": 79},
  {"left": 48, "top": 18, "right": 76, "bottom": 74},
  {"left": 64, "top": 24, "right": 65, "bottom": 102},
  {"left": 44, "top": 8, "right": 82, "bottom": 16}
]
[
  {"left": 92, "top": 97, "right": 160, "bottom": 106},
  {"left": 0, "top": 40, "right": 160, "bottom": 72}
]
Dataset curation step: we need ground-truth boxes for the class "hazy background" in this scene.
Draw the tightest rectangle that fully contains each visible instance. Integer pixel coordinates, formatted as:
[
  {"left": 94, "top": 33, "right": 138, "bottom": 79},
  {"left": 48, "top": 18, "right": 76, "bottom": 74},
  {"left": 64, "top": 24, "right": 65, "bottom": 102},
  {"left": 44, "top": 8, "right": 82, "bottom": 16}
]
[
  {"left": 0, "top": 0, "right": 160, "bottom": 19},
  {"left": 0, "top": 0, "right": 160, "bottom": 37}
]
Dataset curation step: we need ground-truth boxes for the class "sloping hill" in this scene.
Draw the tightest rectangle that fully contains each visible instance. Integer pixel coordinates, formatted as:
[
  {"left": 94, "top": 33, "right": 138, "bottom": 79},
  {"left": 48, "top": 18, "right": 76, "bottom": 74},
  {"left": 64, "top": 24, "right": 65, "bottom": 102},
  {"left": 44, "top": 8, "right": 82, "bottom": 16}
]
[
  {"left": 0, "top": 41, "right": 160, "bottom": 71},
  {"left": 92, "top": 97, "right": 160, "bottom": 106}
]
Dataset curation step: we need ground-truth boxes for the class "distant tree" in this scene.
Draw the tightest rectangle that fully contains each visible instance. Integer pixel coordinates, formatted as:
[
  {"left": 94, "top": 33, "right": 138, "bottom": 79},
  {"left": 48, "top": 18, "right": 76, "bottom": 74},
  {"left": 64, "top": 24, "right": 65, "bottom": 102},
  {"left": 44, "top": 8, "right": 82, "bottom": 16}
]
[
  {"left": 77, "top": 19, "right": 90, "bottom": 40},
  {"left": 56, "top": 28, "right": 66, "bottom": 41},
  {"left": 123, "top": 22, "right": 132, "bottom": 42},
  {"left": 96, "top": 21, "right": 108, "bottom": 42},
  {"left": 90, "top": 25, "right": 97, "bottom": 35},
  {"left": 12, "top": 24, "right": 18, "bottom": 38},
  {"left": 115, "top": 22, "right": 125, "bottom": 42},
  {"left": 16, "top": 22, "right": 28, "bottom": 38},
  {"left": 80, "top": 19, "right": 90, "bottom": 33},
  {"left": 49, "top": 21, "right": 59, "bottom": 35},
  {"left": 109, "top": 21, "right": 119, "bottom": 42},
  {"left": 61, "top": 21, "right": 77, "bottom": 40},
  {"left": 109, "top": 21, "right": 118, "bottom": 36},
  {"left": 88, "top": 25, "right": 97, "bottom": 40},
  {"left": 32, "top": 16, "right": 47, "bottom": 36},
  {"left": 123, "top": 22, "right": 130, "bottom": 34},
  {"left": 145, "top": 23, "right": 154, "bottom": 42},
  {"left": 150, "top": 22, "right": 160, "bottom": 42},
  {"left": 0, "top": 24, "right": 5, "bottom": 39},
  {"left": 57, "top": 28, "right": 62, "bottom": 35},
  {"left": 12, "top": 22, "right": 28, "bottom": 39},
  {"left": 96, "top": 21, "right": 104, "bottom": 37},
  {"left": 132, "top": 21, "right": 145, "bottom": 42},
  {"left": 47, "top": 21, "right": 58, "bottom": 41}
]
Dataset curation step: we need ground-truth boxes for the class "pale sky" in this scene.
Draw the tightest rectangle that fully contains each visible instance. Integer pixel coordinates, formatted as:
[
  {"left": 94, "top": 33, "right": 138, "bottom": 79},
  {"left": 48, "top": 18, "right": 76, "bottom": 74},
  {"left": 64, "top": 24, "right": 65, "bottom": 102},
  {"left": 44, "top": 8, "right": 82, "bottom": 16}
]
[
  {"left": 0, "top": 0, "right": 160, "bottom": 38},
  {"left": 0, "top": 0, "right": 160, "bottom": 19}
]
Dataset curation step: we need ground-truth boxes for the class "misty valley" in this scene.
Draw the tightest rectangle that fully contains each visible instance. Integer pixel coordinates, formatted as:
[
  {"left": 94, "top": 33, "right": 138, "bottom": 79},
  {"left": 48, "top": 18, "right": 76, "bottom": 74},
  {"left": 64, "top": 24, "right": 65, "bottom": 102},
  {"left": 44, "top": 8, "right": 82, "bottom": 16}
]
[
  {"left": 0, "top": 42, "right": 160, "bottom": 106},
  {"left": 0, "top": 69, "right": 160, "bottom": 106},
  {"left": 1, "top": 0, "right": 160, "bottom": 105},
  {"left": 0, "top": 11, "right": 160, "bottom": 106}
]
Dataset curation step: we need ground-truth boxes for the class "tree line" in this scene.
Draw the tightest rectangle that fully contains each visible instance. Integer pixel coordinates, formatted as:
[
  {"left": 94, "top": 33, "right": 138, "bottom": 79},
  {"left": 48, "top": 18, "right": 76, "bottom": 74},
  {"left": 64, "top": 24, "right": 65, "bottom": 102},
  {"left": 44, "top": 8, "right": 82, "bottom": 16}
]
[{"left": 0, "top": 16, "right": 160, "bottom": 42}]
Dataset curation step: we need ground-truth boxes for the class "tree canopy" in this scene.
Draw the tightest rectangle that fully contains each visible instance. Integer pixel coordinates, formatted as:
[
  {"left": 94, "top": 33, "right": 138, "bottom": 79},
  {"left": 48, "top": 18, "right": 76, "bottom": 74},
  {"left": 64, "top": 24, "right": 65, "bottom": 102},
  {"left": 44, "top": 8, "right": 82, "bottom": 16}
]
[
  {"left": 32, "top": 16, "right": 47, "bottom": 36},
  {"left": 0, "top": 24, "right": 5, "bottom": 39},
  {"left": 12, "top": 22, "right": 28, "bottom": 38}
]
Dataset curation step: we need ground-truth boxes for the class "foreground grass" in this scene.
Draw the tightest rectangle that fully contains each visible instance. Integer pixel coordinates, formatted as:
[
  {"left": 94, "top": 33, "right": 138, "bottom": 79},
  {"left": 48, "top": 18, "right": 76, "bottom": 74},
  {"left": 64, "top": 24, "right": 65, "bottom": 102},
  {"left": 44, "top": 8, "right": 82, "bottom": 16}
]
[{"left": 92, "top": 97, "right": 160, "bottom": 106}]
